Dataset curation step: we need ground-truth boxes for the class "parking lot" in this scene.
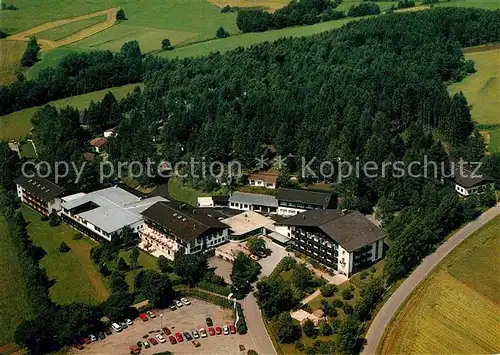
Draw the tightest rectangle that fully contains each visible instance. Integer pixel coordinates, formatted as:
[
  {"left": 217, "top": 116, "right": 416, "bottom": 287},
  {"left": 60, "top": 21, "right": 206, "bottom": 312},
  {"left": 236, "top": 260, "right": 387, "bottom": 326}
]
[{"left": 75, "top": 298, "right": 259, "bottom": 355}]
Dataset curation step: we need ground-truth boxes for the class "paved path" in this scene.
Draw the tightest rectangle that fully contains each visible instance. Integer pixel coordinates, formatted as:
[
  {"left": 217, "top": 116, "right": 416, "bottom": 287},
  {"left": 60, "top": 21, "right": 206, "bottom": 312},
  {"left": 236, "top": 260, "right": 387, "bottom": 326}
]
[
  {"left": 362, "top": 204, "right": 500, "bottom": 355},
  {"left": 241, "top": 292, "right": 277, "bottom": 355}
]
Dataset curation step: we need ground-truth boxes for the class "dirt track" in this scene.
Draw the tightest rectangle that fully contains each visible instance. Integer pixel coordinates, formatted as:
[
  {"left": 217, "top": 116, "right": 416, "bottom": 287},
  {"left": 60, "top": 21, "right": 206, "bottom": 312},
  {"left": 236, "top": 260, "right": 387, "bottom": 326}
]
[{"left": 7, "top": 7, "right": 119, "bottom": 52}]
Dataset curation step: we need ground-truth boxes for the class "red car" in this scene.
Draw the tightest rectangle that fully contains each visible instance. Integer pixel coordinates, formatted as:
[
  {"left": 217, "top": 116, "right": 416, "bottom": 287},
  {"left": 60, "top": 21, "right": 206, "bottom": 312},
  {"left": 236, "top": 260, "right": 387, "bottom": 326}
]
[
  {"left": 82, "top": 337, "right": 91, "bottom": 344},
  {"left": 130, "top": 345, "right": 140, "bottom": 354},
  {"left": 163, "top": 327, "right": 171, "bottom": 335},
  {"left": 72, "top": 344, "right": 84, "bottom": 350},
  {"left": 149, "top": 337, "right": 158, "bottom": 345},
  {"left": 229, "top": 324, "right": 236, "bottom": 334},
  {"left": 215, "top": 326, "right": 222, "bottom": 335},
  {"left": 208, "top": 327, "right": 215, "bottom": 336},
  {"left": 175, "top": 332, "right": 183, "bottom": 342},
  {"left": 139, "top": 313, "right": 148, "bottom": 321},
  {"left": 168, "top": 335, "right": 177, "bottom": 344}
]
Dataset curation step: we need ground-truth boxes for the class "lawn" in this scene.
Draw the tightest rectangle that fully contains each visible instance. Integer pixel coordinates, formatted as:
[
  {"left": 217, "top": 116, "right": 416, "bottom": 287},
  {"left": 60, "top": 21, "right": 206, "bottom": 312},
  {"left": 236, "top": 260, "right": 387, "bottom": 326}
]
[
  {"left": 207, "top": 0, "right": 289, "bottom": 12},
  {"left": 448, "top": 47, "right": 500, "bottom": 152},
  {"left": 71, "top": 0, "right": 239, "bottom": 54},
  {"left": 0, "top": 40, "right": 26, "bottom": 85},
  {"left": 0, "top": 215, "right": 33, "bottom": 348},
  {"left": 21, "top": 205, "right": 110, "bottom": 305},
  {"left": 168, "top": 177, "right": 210, "bottom": 206},
  {"left": 380, "top": 216, "right": 500, "bottom": 354},
  {"left": 0, "top": 83, "right": 142, "bottom": 141},
  {"left": 36, "top": 14, "right": 107, "bottom": 41},
  {"left": 19, "top": 140, "right": 36, "bottom": 158},
  {"left": 118, "top": 248, "right": 159, "bottom": 289}
]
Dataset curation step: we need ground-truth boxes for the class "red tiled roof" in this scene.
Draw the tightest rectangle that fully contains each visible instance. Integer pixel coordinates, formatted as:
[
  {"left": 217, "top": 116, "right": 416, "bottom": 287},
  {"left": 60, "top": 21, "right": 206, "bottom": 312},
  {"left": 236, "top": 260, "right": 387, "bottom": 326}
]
[
  {"left": 90, "top": 137, "right": 107, "bottom": 148},
  {"left": 248, "top": 171, "right": 279, "bottom": 185}
]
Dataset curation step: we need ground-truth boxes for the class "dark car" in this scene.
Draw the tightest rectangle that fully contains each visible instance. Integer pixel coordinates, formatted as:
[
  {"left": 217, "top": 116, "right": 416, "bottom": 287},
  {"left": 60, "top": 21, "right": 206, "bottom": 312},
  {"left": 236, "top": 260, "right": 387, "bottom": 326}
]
[
  {"left": 169, "top": 335, "right": 177, "bottom": 344},
  {"left": 104, "top": 328, "right": 112, "bottom": 335},
  {"left": 98, "top": 332, "right": 106, "bottom": 340},
  {"left": 169, "top": 304, "right": 177, "bottom": 311},
  {"left": 183, "top": 332, "right": 193, "bottom": 341},
  {"left": 206, "top": 317, "right": 213, "bottom": 327},
  {"left": 163, "top": 327, "right": 171, "bottom": 335}
]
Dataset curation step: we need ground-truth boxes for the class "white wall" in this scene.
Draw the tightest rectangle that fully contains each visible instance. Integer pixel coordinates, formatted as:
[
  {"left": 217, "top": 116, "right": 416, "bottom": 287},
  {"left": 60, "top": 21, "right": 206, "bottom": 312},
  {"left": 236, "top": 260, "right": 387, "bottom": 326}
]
[{"left": 277, "top": 206, "right": 306, "bottom": 216}]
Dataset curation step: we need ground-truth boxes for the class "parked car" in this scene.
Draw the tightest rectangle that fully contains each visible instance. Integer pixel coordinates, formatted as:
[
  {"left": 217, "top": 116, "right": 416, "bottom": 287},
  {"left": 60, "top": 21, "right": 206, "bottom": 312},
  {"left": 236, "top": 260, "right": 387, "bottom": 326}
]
[
  {"left": 139, "top": 313, "right": 148, "bottom": 322},
  {"left": 129, "top": 345, "right": 140, "bottom": 354},
  {"left": 163, "top": 327, "right": 171, "bottom": 335},
  {"left": 98, "top": 332, "right": 106, "bottom": 340},
  {"left": 223, "top": 325, "right": 229, "bottom": 335},
  {"left": 72, "top": 344, "right": 84, "bottom": 350},
  {"left": 206, "top": 317, "right": 213, "bottom": 327},
  {"left": 208, "top": 327, "right": 215, "bottom": 336},
  {"left": 192, "top": 330, "right": 200, "bottom": 339},
  {"left": 126, "top": 318, "right": 133, "bottom": 326},
  {"left": 215, "top": 326, "right": 222, "bottom": 335},
  {"left": 104, "top": 328, "right": 112, "bottom": 335},
  {"left": 149, "top": 337, "right": 158, "bottom": 345},
  {"left": 89, "top": 334, "right": 97, "bottom": 342},
  {"left": 183, "top": 331, "right": 193, "bottom": 341},
  {"left": 168, "top": 335, "right": 177, "bottom": 344},
  {"left": 199, "top": 328, "right": 208, "bottom": 338},
  {"left": 192, "top": 340, "right": 201, "bottom": 348},
  {"left": 120, "top": 322, "right": 128, "bottom": 329},
  {"left": 83, "top": 337, "right": 91, "bottom": 344},
  {"left": 174, "top": 300, "right": 183, "bottom": 307},
  {"left": 111, "top": 322, "right": 122, "bottom": 332},
  {"left": 181, "top": 297, "right": 191, "bottom": 306},
  {"left": 175, "top": 332, "right": 183, "bottom": 342},
  {"left": 156, "top": 334, "right": 166, "bottom": 343},
  {"left": 169, "top": 304, "right": 177, "bottom": 311},
  {"left": 229, "top": 324, "right": 236, "bottom": 334},
  {"left": 147, "top": 310, "right": 156, "bottom": 318},
  {"left": 142, "top": 340, "right": 150, "bottom": 348}
]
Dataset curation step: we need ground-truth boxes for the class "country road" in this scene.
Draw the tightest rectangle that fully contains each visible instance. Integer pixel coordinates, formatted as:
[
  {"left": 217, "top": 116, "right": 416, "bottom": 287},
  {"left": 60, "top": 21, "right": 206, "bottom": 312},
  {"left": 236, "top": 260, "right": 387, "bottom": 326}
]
[{"left": 362, "top": 203, "right": 500, "bottom": 355}]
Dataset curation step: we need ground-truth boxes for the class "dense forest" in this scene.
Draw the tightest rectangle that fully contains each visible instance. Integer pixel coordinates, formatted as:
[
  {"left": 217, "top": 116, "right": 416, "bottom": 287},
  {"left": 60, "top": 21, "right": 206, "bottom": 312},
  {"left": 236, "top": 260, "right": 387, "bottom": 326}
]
[{"left": 1, "top": 7, "right": 500, "bottom": 353}]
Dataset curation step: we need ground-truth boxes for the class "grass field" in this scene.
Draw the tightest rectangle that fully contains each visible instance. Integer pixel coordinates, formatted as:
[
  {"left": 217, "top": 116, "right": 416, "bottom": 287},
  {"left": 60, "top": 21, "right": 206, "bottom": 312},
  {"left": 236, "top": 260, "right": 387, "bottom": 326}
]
[
  {"left": 71, "top": 0, "right": 238, "bottom": 54},
  {"left": 118, "top": 248, "right": 159, "bottom": 289},
  {"left": 167, "top": 177, "right": 209, "bottom": 206},
  {"left": 0, "top": 83, "right": 142, "bottom": 141},
  {"left": 0, "top": 40, "right": 26, "bottom": 85},
  {"left": 21, "top": 205, "right": 110, "bottom": 305},
  {"left": 448, "top": 47, "right": 500, "bottom": 152},
  {"left": 207, "top": 0, "right": 288, "bottom": 11},
  {"left": 0, "top": 215, "right": 33, "bottom": 347},
  {"left": 380, "top": 216, "right": 500, "bottom": 354},
  {"left": 35, "top": 15, "right": 107, "bottom": 41}
]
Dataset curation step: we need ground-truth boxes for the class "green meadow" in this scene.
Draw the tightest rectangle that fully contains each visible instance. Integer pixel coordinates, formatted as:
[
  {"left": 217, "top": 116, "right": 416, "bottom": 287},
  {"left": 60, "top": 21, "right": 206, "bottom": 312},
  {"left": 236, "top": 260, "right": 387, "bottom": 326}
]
[
  {"left": 0, "top": 83, "right": 142, "bottom": 141},
  {"left": 36, "top": 14, "right": 107, "bottom": 41}
]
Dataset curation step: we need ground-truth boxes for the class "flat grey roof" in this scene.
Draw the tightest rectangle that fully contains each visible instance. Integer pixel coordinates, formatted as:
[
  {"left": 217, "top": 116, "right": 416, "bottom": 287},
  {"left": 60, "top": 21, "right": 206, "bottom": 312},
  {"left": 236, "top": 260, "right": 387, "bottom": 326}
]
[
  {"left": 229, "top": 191, "right": 278, "bottom": 208},
  {"left": 62, "top": 187, "right": 167, "bottom": 234}
]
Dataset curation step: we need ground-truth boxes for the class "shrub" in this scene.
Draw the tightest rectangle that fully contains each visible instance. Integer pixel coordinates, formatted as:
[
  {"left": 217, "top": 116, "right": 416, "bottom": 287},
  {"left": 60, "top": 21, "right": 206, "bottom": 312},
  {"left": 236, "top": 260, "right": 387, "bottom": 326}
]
[
  {"left": 59, "top": 241, "right": 70, "bottom": 252},
  {"left": 117, "top": 257, "right": 129, "bottom": 271},
  {"left": 294, "top": 341, "right": 304, "bottom": 351},
  {"left": 20, "top": 37, "right": 40, "bottom": 67},
  {"left": 116, "top": 8, "right": 126, "bottom": 20},
  {"left": 247, "top": 350, "right": 258, "bottom": 355},
  {"left": 221, "top": 5, "right": 231, "bottom": 13},
  {"left": 48, "top": 211, "right": 60, "bottom": 226},
  {"left": 161, "top": 38, "right": 173, "bottom": 51},
  {"left": 331, "top": 299, "right": 344, "bottom": 308},
  {"left": 72, "top": 233, "right": 83, "bottom": 240},
  {"left": 360, "top": 271, "right": 368, "bottom": 280},
  {"left": 342, "top": 288, "right": 353, "bottom": 300},
  {"left": 0, "top": 30, "right": 8, "bottom": 39},
  {"left": 40, "top": 215, "right": 49, "bottom": 221},
  {"left": 320, "top": 284, "right": 337, "bottom": 297},
  {"left": 342, "top": 303, "right": 353, "bottom": 315},
  {"left": 302, "top": 319, "right": 317, "bottom": 338}
]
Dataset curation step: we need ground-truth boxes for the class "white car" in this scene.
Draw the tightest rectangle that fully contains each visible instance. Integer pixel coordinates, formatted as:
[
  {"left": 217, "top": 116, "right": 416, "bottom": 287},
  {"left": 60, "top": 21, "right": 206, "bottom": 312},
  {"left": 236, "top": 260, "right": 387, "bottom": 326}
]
[
  {"left": 192, "top": 330, "right": 199, "bottom": 339},
  {"left": 147, "top": 310, "right": 156, "bottom": 318},
  {"left": 126, "top": 318, "right": 133, "bottom": 326},
  {"left": 156, "top": 334, "right": 166, "bottom": 343},
  {"left": 181, "top": 297, "right": 191, "bottom": 306},
  {"left": 199, "top": 328, "right": 207, "bottom": 338},
  {"left": 175, "top": 299, "right": 183, "bottom": 307},
  {"left": 222, "top": 325, "right": 229, "bottom": 335},
  {"left": 89, "top": 334, "right": 97, "bottom": 342}
]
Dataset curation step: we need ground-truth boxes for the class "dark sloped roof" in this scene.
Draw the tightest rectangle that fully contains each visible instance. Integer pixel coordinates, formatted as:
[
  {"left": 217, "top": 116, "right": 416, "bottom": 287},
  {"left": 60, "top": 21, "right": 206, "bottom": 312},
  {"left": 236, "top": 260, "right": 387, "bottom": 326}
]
[
  {"left": 141, "top": 201, "right": 227, "bottom": 242},
  {"left": 278, "top": 209, "right": 386, "bottom": 252},
  {"left": 15, "top": 174, "right": 64, "bottom": 202},
  {"left": 276, "top": 188, "right": 332, "bottom": 207},
  {"left": 212, "top": 195, "right": 229, "bottom": 203},
  {"left": 453, "top": 165, "right": 495, "bottom": 188}
]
